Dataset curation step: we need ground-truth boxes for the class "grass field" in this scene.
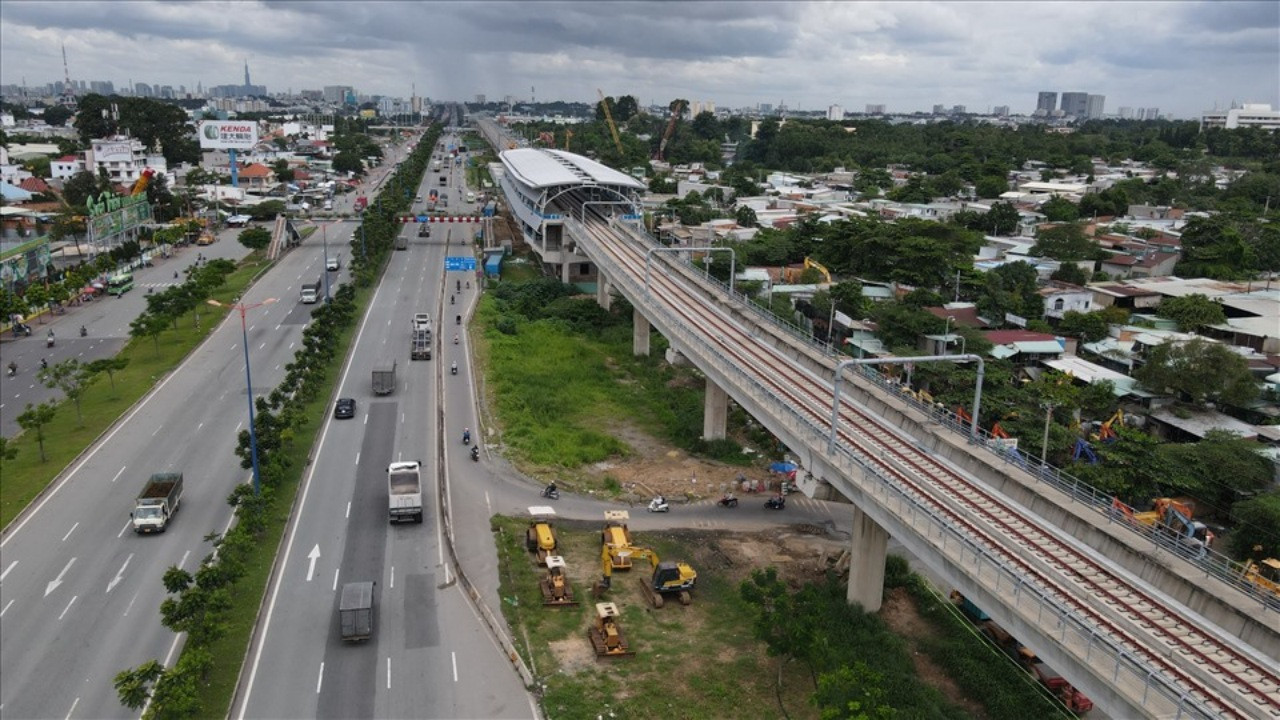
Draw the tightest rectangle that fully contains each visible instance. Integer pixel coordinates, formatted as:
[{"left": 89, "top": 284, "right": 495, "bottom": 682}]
[{"left": 0, "top": 255, "right": 272, "bottom": 530}]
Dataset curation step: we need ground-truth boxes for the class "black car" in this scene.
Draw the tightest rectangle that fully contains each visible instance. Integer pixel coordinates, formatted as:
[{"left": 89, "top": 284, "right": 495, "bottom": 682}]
[
  {"left": 334, "top": 397, "right": 356, "bottom": 419},
  {"left": 418, "top": 223, "right": 431, "bottom": 237}
]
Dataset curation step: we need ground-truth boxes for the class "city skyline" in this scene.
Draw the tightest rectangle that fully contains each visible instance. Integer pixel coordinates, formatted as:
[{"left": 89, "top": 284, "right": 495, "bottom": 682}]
[{"left": 1, "top": 1, "right": 1276, "bottom": 118}]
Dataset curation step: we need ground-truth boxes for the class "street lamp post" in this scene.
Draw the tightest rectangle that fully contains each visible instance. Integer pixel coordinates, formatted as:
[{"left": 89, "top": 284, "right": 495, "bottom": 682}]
[
  {"left": 208, "top": 297, "right": 278, "bottom": 495},
  {"left": 360, "top": 210, "right": 367, "bottom": 261},
  {"left": 321, "top": 224, "right": 332, "bottom": 303},
  {"left": 943, "top": 315, "right": 955, "bottom": 355}
]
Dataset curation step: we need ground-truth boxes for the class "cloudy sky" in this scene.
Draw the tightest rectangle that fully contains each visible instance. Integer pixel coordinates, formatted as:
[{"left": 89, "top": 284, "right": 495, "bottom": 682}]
[{"left": 1, "top": 1, "right": 1276, "bottom": 118}]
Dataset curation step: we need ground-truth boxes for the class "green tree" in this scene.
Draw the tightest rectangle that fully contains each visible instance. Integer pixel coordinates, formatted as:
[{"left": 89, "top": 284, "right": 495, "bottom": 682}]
[
  {"left": 16, "top": 402, "right": 56, "bottom": 462},
  {"left": 1050, "top": 262, "right": 1091, "bottom": 285},
  {"left": 37, "top": 358, "right": 93, "bottom": 425},
  {"left": 1156, "top": 293, "right": 1227, "bottom": 332},
  {"left": 271, "top": 159, "right": 295, "bottom": 183},
  {"left": 238, "top": 226, "right": 272, "bottom": 251},
  {"left": 1135, "top": 337, "right": 1258, "bottom": 407},
  {"left": 43, "top": 105, "right": 74, "bottom": 127},
  {"left": 735, "top": 205, "right": 758, "bottom": 228},
  {"left": 814, "top": 664, "right": 896, "bottom": 720},
  {"left": 114, "top": 659, "right": 164, "bottom": 710},
  {"left": 978, "top": 261, "right": 1042, "bottom": 323},
  {"left": 0, "top": 436, "right": 17, "bottom": 465},
  {"left": 1041, "top": 196, "right": 1081, "bottom": 222},
  {"left": 62, "top": 170, "right": 100, "bottom": 209},
  {"left": 1160, "top": 430, "right": 1274, "bottom": 514},
  {"left": 1227, "top": 492, "right": 1280, "bottom": 559},
  {"left": 86, "top": 356, "right": 129, "bottom": 394},
  {"left": 974, "top": 175, "right": 1008, "bottom": 199},
  {"left": 1033, "top": 223, "right": 1097, "bottom": 260},
  {"left": 1057, "top": 309, "right": 1109, "bottom": 342},
  {"left": 130, "top": 312, "right": 168, "bottom": 355},
  {"left": 1175, "top": 215, "right": 1256, "bottom": 279},
  {"left": 331, "top": 149, "right": 364, "bottom": 177}
]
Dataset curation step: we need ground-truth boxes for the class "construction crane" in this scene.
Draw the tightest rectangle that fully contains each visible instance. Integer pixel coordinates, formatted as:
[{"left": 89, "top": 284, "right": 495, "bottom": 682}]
[
  {"left": 564, "top": 128, "right": 573, "bottom": 152},
  {"left": 597, "top": 88, "right": 625, "bottom": 156},
  {"left": 655, "top": 99, "right": 685, "bottom": 162}
]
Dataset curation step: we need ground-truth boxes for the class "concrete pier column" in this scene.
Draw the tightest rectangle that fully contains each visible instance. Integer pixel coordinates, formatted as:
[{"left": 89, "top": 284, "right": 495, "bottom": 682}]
[
  {"left": 847, "top": 505, "right": 889, "bottom": 612},
  {"left": 596, "top": 273, "right": 612, "bottom": 310},
  {"left": 560, "top": 261, "right": 570, "bottom": 284},
  {"left": 702, "top": 378, "right": 728, "bottom": 440},
  {"left": 633, "top": 310, "right": 651, "bottom": 356}
]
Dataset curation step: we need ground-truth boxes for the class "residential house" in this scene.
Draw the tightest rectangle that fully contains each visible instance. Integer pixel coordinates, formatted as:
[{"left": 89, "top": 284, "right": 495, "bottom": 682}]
[
  {"left": 1039, "top": 281, "right": 1094, "bottom": 319},
  {"left": 235, "top": 163, "right": 277, "bottom": 193},
  {"left": 1098, "top": 251, "right": 1179, "bottom": 279},
  {"left": 51, "top": 155, "right": 83, "bottom": 181},
  {"left": 982, "top": 329, "right": 1068, "bottom": 366}
]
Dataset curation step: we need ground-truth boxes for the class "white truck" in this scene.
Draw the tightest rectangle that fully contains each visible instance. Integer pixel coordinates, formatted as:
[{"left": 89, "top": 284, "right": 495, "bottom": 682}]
[
  {"left": 300, "top": 276, "right": 322, "bottom": 304},
  {"left": 388, "top": 461, "right": 423, "bottom": 523},
  {"left": 132, "top": 473, "right": 184, "bottom": 533}
]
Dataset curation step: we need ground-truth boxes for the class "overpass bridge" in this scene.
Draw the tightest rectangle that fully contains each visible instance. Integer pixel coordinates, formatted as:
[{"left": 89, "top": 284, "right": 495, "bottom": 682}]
[{"left": 490, "top": 146, "right": 1280, "bottom": 719}]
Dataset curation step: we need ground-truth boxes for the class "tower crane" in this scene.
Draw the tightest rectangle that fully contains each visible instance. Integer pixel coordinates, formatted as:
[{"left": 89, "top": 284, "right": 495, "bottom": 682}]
[{"left": 597, "top": 89, "right": 625, "bottom": 156}]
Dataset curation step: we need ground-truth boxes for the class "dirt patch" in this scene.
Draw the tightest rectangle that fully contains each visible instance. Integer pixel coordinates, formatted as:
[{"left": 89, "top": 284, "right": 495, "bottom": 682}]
[
  {"left": 584, "top": 420, "right": 782, "bottom": 501},
  {"left": 881, "top": 586, "right": 986, "bottom": 718},
  {"left": 547, "top": 637, "right": 596, "bottom": 676}
]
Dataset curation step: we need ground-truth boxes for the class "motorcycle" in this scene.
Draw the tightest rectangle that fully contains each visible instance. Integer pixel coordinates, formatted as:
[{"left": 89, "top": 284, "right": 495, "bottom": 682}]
[
  {"left": 46, "top": 334, "right": 55, "bottom": 348},
  {"left": 462, "top": 429, "right": 471, "bottom": 445},
  {"left": 456, "top": 280, "right": 461, "bottom": 292},
  {"left": 11, "top": 323, "right": 31, "bottom": 337},
  {"left": 764, "top": 496, "right": 786, "bottom": 510},
  {"left": 6, "top": 362, "right": 16, "bottom": 378},
  {"left": 453, "top": 335, "right": 459, "bottom": 345},
  {"left": 470, "top": 445, "right": 479, "bottom": 462},
  {"left": 450, "top": 295, "right": 454, "bottom": 305},
  {"left": 79, "top": 325, "right": 87, "bottom": 337},
  {"left": 647, "top": 496, "right": 670, "bottom": 513},
  {"left": 541, "top": 485, "right": 560, "bottom": 500},
  {"left": 455, "top": 314, "right": 461, "bottom": 326},
  {"left": 717, "top": 494, "right": 739, "bottom": 508},
  {"left": 450, "top": 362, "right": 457, "bottom": 375},
  {"left": 40, "top": 358, "right": 48, "bottom": 370}
]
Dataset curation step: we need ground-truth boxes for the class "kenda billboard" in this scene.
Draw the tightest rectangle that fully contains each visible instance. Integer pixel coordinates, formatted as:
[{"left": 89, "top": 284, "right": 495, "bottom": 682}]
[{"left": 199, "top": 120, "right": 259, "bottom": 150}]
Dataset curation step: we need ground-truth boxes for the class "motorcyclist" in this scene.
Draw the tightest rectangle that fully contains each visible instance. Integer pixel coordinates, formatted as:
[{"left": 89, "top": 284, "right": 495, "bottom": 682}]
[
  {"left": 466, "top": 281, "right": 471, "bottom": 289},
  {"left": 40, "top": 358, "right": 48, "bottom": 370},
  {"left": 450, "top": 294, "right": 454, "bottom": 305},
  {"left": 470, "top": 445, "right": 479, "bottom": 460},
  {"left": 453, "top": 334, "right": 459, "bottom": 345},
  {"left": 462, "top": 427, "right": 471, "bottom": 444},
  {"left": 79, "top": 325, "right": 87, "bottom": 337},
  {"left": 6, "top": 361, "right": 16, "bottom": 377},
  {"left": 545, "top": 482, "right": 558, "bottom": 497},
  {"left": 456, "top": 280, "right": 461, "bottom": 292},
  {"left": 455, "top": 314, "right": 461, "bottom": 325},
  {"left": 450, "top": 361, "right": 457, "bottom": 374}
]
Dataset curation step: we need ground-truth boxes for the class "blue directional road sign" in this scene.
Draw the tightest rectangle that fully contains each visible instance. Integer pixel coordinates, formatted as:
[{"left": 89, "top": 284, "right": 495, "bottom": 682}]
[
  {"left": 416, "top": 215, "right": 429, "bottom": 223},
  {"left": 445, "top": 256, "right": 477, "bottom": 272}
]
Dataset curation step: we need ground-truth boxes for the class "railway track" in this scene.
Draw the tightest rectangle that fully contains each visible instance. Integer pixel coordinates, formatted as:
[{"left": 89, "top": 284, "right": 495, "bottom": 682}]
[{"left": 565, "top": 202, "right": 1280, "bottom": 719}]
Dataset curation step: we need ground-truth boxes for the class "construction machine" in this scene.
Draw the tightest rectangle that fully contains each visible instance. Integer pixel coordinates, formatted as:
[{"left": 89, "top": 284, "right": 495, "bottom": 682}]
[
  {"left": 1090, "top": 409, "right": 1125, "bottom": 443},
  {"left": 601, "top": 510, "right": 634, "bottom": 570},
  {"left": 588, "top": 602, "right": 635, "bottom": 659},
  {"left": 782, "top": 257, "right": 833, "bottom": 284},
  {"left": 525, "top": 509, "right": 558, "bottom": 566},
  {"left": 1241, "top": 557, "right": 1280, "bottom": 602},
  {"left": 593, "top": 543, "right": 697, "bottom": 608},
  {"left": 596, "top": 89, "right": 625, "bottom": 156},
  {"left": 1111, "top": 497, "right": 1214, "bottom": 557},
  {"left": 539, "top": 555, "right": 579, "bottom": 607},
  {"left": 655, "top": 99, "right": 686, "bottom": 162}
]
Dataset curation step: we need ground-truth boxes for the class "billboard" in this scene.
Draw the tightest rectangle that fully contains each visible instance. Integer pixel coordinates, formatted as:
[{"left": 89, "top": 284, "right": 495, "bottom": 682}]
[
  {"left": 199, "top": 120, "right": 259, "bottom": 150},
  {"left": 93, "top": 140, "right": 136, "bottom": 163}
]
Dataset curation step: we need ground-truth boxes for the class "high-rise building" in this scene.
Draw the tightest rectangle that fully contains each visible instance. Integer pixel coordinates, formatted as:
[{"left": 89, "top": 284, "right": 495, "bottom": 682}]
[
  {"left": 758, "top": 102, "right": 773, "bottom": 114},
  {"left": 475, "top": 94, "right": 486, "bottom": 104},
  {"left": 1036, "top": 91, "right": 1057, "bottom": 115},
  {"left": 1086, "top": 94, "right": 1106, "bottom": 119},
  {"left": 864, "top": 104, "right": 885, "bottom": 114},
  {"left": 1117, "top": 107, "right": 1134, "bottom": 119},
  {"left": 828, "top": 105, "right": 845, "bottom": 121},
  {"left": 1144, "top": 107, "right": 1160, "bottom": 120},
  {"left": 1060, "top": 92, "right": 1088, "bottom": 117},
  {"left": 932, "top": 104, "right": 945, "bottom": 115},
  {"left": 323, "top": 85, "right": 353, "bottom": 103},
  {"left": 952, "top": 105, "right": 966, "bottom": 115},
  {"left": 993, "top": 105, "right": 1010, "bottom": 117}
]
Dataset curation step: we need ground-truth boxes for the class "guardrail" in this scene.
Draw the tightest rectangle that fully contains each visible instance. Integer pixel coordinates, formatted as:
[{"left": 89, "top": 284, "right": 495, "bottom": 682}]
[{"left": 568, "top": 216, "right": 1219, "bottom": 718}]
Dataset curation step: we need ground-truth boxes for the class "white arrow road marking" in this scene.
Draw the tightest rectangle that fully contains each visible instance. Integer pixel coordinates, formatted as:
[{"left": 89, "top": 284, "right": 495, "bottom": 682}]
[
  {"left": 107, "top": 554, "right": 134, "bottom": 594},
  {"left": 45, "top": 557, "right": 76, "bottom": 597},
  {"left": 0, "top": 560, "right": 17, "bottom": 584},
  {"left": 306, "top": 545, "right": 320, "bottom": 582}
]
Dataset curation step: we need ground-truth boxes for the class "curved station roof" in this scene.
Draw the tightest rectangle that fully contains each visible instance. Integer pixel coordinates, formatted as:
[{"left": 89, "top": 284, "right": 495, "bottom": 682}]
[{"left": 500, "top": 148, "right": 645, "bottom": 192}]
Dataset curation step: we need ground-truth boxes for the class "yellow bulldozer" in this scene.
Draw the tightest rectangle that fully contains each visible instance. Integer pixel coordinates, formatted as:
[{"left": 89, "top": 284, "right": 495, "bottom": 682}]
[
  {"left": 592, "top": 543, "right": 697, "bottom": 608},
  {"left": 525, "top": 513, "right": 558, "bottom": 566},
  {"left": 587, "top": 601, "right": 635, "bottom": 659},
  {"left": 539, "top": 555, "right": 579, "bottom": 607},
  {"left": 601, "top": 510, "right": 634, "bottom": 570}
]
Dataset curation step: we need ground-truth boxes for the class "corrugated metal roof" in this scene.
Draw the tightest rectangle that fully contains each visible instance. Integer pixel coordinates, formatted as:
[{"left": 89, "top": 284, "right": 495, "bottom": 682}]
[{"left": 500, "top": 148, "right": 645, "bottom": 191}]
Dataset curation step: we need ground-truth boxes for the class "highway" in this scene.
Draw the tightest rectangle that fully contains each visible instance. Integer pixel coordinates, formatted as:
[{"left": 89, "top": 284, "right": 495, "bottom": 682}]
[
  {"left": 235, "top": 136, "right": 537, "bottom": 719},
  {"left": 0, "top": 220, "right": 350, "bottom": 718}
]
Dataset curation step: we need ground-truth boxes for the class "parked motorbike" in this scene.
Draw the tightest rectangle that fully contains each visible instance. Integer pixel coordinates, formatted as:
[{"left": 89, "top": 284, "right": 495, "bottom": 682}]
[
  {"left": 717, "top": 494, "right": 739, "bottom": 508},
  {"left": 647, "top": 496, "right": 670, "bottom": 513},
  {"left": 470, "top": 445, "right": 479, "bottom": 462},
  {"left": 764, "top": 496, "right": 786, "bottom": 510},
  {"left": 541, "top": 485, "right": 560, "bottom": 500},
  {"left": 11, "top": 323, "right": 31, "bottom": 337}
]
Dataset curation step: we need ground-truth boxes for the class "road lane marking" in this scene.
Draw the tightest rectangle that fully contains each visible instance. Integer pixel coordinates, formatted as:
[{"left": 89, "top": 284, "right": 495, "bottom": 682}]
[
  {"left": 316, "top": 663, "right": 324, "bottom": 693},
  {"left": 64, "top": 697, "right": 78, "bottom": 720},
  {"left": 142, "top": 632, "right": 185, "bottom": 716},
  {"left": 235, "top": 421, "right": 243, "bottom": 433},
  {"left": 259, "top": 342, "right": 266, "bottom": 350},
  {"left": 152, "top": 426, "right": 160, "bottom": 436},
  {"left": 45, "top": 557, "right": 76, "bottom": 597},
  {"left": 451, "top": 651, "right": 458, "bottom": 682},
  {"left": 177, "top": 550, "right": 190, "bottom": 569},
  {"left": 332, "top": 568, "right": 339, "bottom": 591},
  {"left": 0, "top": 560, "right": 16, "bottom": 584},
  {"left": 117, "top": 521, "right": 131, "bottom": 538},
  {"left": 345, "top": 501, "right": 350, "bottom": 519},
  {"left": 61, "top": 523, "right": 79, "bottom": 542},
  {"left": 196, "top": 422, "right": 204, "bottom": 431},
  {"left": 107, "top": 554, "right": 133, "bottom": 594},
  {"left": 355, "top": 451, "right": 360, "bottom": 465},
  {"left": 110, "top": 466, "right": 126, "bottom": 483},
  {"left": 58, "top": 595, "right": 78, "bottom": 620},
  {"left": 0, "top": 599, "right": 13, "bottom": 617},
  {"left": 390, "top": 566, "right": 395, "bottom": 589},
  {"left": 485, "top": 491, "right": 491, "bottom": 516},
  {"left": 306, "top": 545, "right": 320, "bottom": 582},
  {"left": 386, "top": 657, "right": 391, "bottom": 689}
]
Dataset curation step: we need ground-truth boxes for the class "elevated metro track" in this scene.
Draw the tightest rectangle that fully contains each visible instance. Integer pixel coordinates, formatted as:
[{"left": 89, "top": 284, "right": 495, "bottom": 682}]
[{"left": 558, "top": 199, "right": 1280, "bottom": 719}]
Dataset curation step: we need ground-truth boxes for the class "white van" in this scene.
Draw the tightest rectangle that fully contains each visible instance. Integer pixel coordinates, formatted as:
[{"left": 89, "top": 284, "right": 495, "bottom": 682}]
[{"left": 466, "top": 191, "right": 475, "bottom": 204}]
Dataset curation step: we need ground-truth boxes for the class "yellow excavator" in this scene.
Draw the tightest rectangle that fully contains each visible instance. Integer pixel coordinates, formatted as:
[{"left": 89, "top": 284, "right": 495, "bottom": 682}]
[
  {"left": 539, "top": 555, "right": 579, "bottom": 607},
  {"left": 593, "top": 543, "right": 697, "bottom": 608}
]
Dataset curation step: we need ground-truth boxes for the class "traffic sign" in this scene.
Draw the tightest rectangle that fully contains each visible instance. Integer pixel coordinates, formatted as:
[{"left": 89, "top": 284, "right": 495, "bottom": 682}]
[{"left": 445, "top": 257, "right": 477, "bottom": 272}]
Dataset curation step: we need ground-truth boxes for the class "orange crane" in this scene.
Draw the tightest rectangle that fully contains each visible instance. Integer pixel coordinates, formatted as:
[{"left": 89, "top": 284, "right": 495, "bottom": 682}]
[
  {"left": 564, "top": 128, "right": 573, "bottom": 152},
  {"left": 655, "top": 99, "right": 685, "bottom": 162},
  {"left": 597, "top": 89, "right": 624, "bottom": 156}
]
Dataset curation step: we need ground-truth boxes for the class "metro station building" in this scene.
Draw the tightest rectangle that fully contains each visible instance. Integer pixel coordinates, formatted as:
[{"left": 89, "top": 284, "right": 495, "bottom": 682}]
[{"left": 497, "top": 148, "right": 644, "bottom": 285}]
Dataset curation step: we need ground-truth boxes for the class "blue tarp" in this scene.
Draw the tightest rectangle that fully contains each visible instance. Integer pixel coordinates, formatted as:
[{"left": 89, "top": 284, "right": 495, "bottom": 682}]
[{"left": 769, "top": 462, "right": 798, "bottom": 473}]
